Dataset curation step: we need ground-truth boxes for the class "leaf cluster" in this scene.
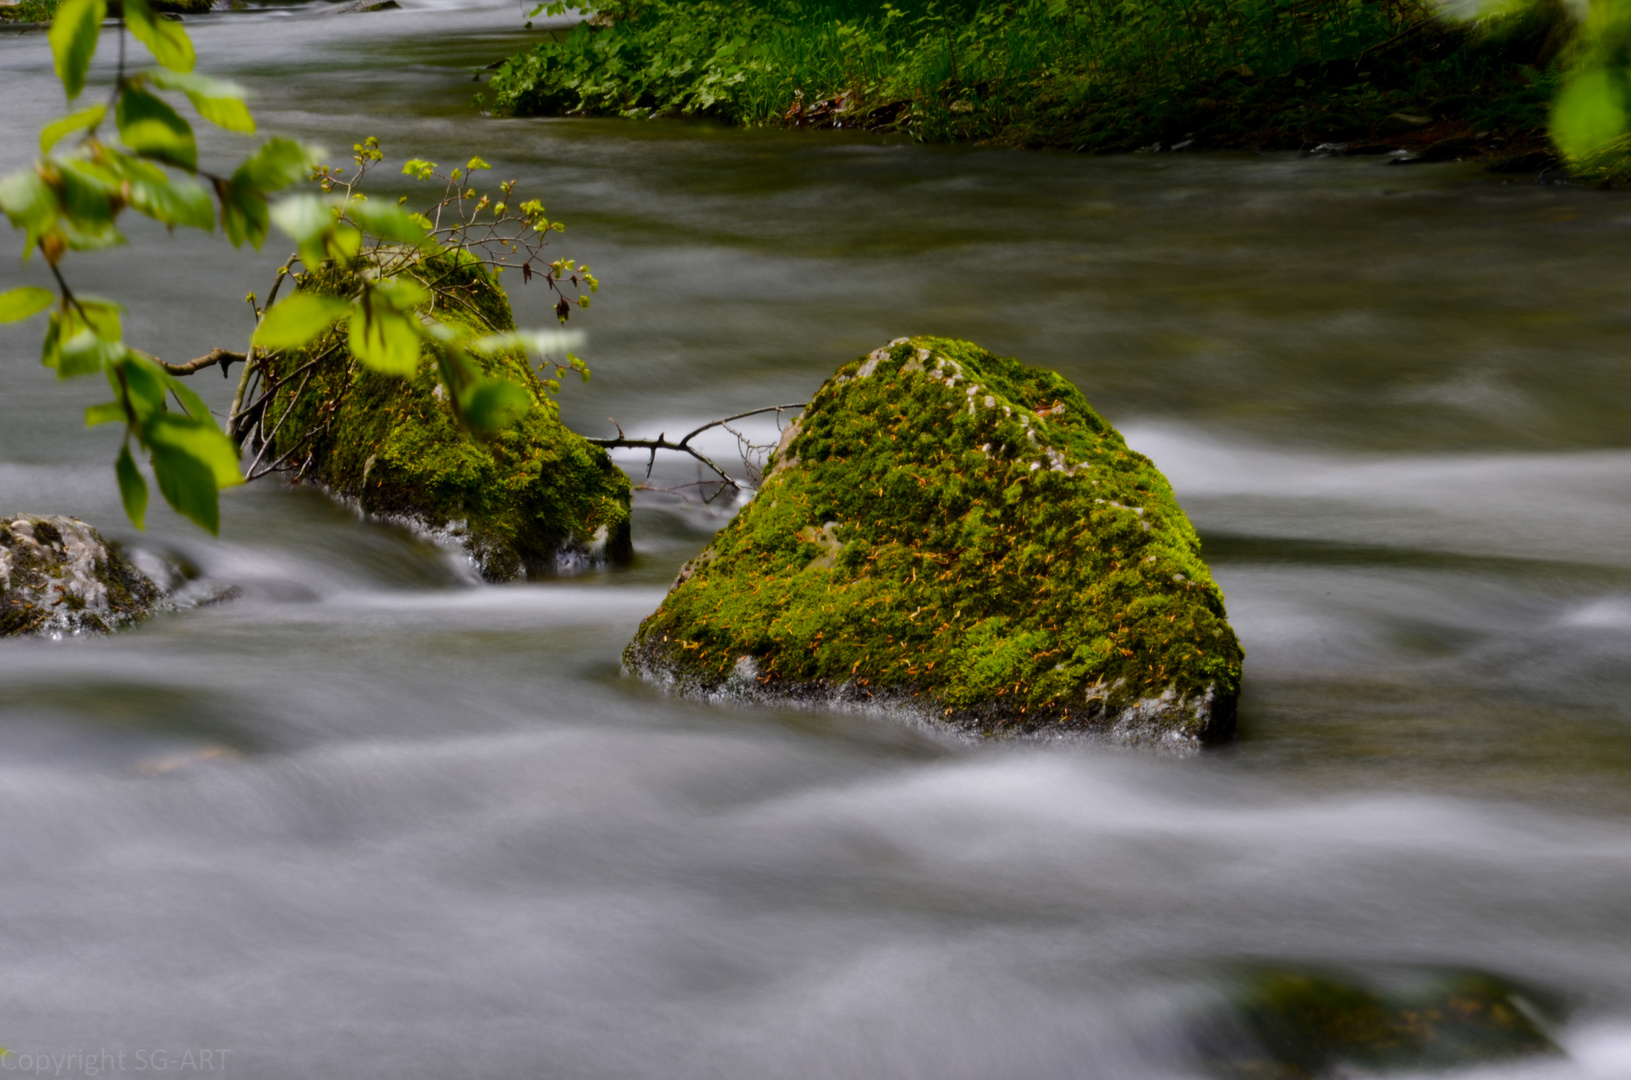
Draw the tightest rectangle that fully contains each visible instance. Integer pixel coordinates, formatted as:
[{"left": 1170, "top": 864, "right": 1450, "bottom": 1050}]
[
  {"left": 1, "top": 0, "right": 303, "bottom": 532},
  {"left": 3, "top": 4, "right": 600, "bottom": 535}
]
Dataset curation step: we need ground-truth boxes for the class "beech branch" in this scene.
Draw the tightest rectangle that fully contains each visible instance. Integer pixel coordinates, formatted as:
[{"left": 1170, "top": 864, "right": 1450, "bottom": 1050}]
[
  {"left": 587, "top": 404, "right": 807, "bottom": 490},
  {"left": 150, "top": 347, "right": 248, "bottom": 378}
]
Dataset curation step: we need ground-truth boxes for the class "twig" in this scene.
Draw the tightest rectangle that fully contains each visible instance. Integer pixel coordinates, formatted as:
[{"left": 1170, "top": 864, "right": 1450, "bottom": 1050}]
[
  {"left": 229, "top": 254, "right": 299, "bottom": 440},
  {"left": 243, "top": 366, "right": 316, "bottom": 479},
  {"left": 586, "top": 403, "right": 806, "bottom": 489},
  {"left": 150, "top": 347, "right": 247, "bottom": 378}
]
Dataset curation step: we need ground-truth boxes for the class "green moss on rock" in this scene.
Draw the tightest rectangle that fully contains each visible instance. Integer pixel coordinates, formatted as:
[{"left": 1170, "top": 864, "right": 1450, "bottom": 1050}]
[
  {"left": 625, "top": 336, "right": 1243, "bottom": 744},
  {"left": 261, "top": 251, "right": 631, "bottom": 581},
  {"left": 1192, "top": 968, "right": 1561, "bottom": 1078},
  {"left": 0, "top": 515, "right": 162, "bottom": 637}
]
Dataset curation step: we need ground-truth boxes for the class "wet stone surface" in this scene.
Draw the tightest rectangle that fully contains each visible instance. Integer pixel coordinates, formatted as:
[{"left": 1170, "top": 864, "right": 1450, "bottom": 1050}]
[
  {"left": 626, "top": 336, "right": 1243, "bottom": 745},
  {"left": 0, "top": 515, "right": 163, "bottom": 637},
  {"left": 1189, "top": 967, "right": 1561, "bottom": 1079}
]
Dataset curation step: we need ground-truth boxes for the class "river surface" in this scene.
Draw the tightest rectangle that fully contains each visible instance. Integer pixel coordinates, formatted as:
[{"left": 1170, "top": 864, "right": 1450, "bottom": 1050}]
[{"left": 3, "top": 4, "right": 1631, "bottom": 1077}]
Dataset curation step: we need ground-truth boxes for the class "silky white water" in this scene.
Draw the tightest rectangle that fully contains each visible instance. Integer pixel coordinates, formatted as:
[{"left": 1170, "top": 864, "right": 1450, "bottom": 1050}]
[{"left": 2, "top": 5, "right": 1630, "bottom": 1076}]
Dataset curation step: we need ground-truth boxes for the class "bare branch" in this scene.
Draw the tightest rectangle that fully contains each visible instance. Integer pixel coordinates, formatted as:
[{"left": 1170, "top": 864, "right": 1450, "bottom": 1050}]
[
  {"left": 669, "top": 404, "right": 808, "bottom": 451},
  {"left": 151, "top": 347, "right": 247, "bottom": 378},
  {"left": 244, "top": 366, "right": 317, "bottom": 480},
  {"left": 586, "top": 404, "right": 807, "bottom": 492}
]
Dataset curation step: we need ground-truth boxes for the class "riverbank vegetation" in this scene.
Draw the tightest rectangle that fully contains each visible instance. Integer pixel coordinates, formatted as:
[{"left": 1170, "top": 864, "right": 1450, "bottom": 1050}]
[
  {"left": 0, "top": 0, "right": 212, "bottom": 23},
  {"left": 0, "top": 0, "right": 61, "bottom": 22},
  {"left": 486, "top": 0, "right": 1572, "bottom": 157}
]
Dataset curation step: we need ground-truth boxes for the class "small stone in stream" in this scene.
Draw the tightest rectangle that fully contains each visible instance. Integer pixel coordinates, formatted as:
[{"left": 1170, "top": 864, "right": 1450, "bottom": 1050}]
[
  {"left": 625, "top": 336, "right": 1243, "bottom": 746},
  {"left": 1188, "top": 968, "right": 1561, "bottom": 1079},
  {"left": 322, "top": 0, "right": 399, "bottom": 13},
  {"left": 1343, "top": 144, "right": 1396, "bottom": 156},
  {"left": 1391, "top": 136, "right": 1478, "bottom": 165},
  {"left": 0, "top": 515, "right": 163, "bottom": 638}
]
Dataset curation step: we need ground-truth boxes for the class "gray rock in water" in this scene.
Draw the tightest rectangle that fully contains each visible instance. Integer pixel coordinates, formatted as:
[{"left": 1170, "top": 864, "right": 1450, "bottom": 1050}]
[{"left": 0, "top": 515, "right": 163, "bottom": 638}]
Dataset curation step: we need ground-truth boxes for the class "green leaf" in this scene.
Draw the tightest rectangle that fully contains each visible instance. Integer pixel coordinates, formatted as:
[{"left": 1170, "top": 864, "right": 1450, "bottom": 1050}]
[
  {"left": 0, "top": 287, "right": 54, "bottom": 323},
  {"left": 461, "top": 377, "right": 532, "bottom": 435},
  {"left": 402, "top": 158, "right": 436, "bottom": 181},
  {"left": 77, "top": 297, "right": 122, "bottom": 340},
  {"left": 254, "top": 293, "right": 349, "bottom": 350},
  {"left": 1552, "top": 68, "right": 1627, "bottom": 163},
  {"left": 41, "top": 104, "right": 107, "bottom": 153},
  {"left": 350, "top": 302, "right": 422, "bottom": 376},
  {"left": 57, "top": 327, "right": 124, "bottom": 378},
  {"left": 148, "top": 438, "right": 219, "bottom": 533},
  {"left": 58, "top": 216, "right": 126, "bottom": 251},
  {"left": 109, "top": 350, "right": 168, "bottom": 418},
  {"left": 219, "top": 179, "right": 269, "bottom": 249},
  {"left": 42, "top": 311, "right": 63, "bottom": 368},
  {"left": 48, "top": 0, "right": 106, "bottom": 101},
  {"left": 369, "top": 275, "right": 430, "bottom": 311},
  {"left": 0, "top": 169, "right": 59, "bottom": 257},
  {"left": 124, "top": 0, "right": 194, "bottom": 74},
  {"left": 57, "top": 163, "right": 117, "bottom": 229},
  {"left": 185, "top": 94, "right": 254, "bottom": 134},
  {"left": 85, "top": 400, "right": 125, "bottom": 426},
  {"left": 269, "top": 193, "right": 337, "bottom": 244},
  {"left": 161, "top": 371, "right": 214, "bottom": 422},
  {"left": 346, "top": 199, "right": 428, "bottom": 244},
  {"left": 469, "top": 328, "right": 586, "bottom": 356},
  {"left": 147, "top": 413, "right": 241, "bottom": 488},
  {"left": 300, "top": 227, "right": 357, "bottom": 271},
  {"left": 127, "top": 171, "right": 214, "bottom": 230},
  {"left": 97, "top": 147, "right": 167, "bottom": 185},
  {"left": 148, "top": 70, "right": 254, "bottom": 132},
  {"left": 0, "top": 169, "right": 56, "bottom": 225},
  {"left": 269, "top": 194, "right": 363, "bottom": 267},
  {"left": 232, "top": 137, "right": 318, "bottom": 191},
  {"left": 319, "top": 222, "right": 362, "bottom": 267},
  {"left": 116, "top": 444, "right": 149, "bottom": 529},
  {"left": 116, "top": 87, "right": 197, "bottom": 171}
]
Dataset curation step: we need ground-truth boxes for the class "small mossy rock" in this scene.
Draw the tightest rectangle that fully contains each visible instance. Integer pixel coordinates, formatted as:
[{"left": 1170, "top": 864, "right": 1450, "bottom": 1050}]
[
  {"left": 624, "top": 336, "right": 1242, "bottom": 744},
  {"left": 261, "top": 251, "right": 631, "bottom": 581},
  {"left": 1190, "top": 968, "right": 1561, "bottom": 1078},
  {"left": 0, "top": 515, "right": 162, "bottom": 637}
]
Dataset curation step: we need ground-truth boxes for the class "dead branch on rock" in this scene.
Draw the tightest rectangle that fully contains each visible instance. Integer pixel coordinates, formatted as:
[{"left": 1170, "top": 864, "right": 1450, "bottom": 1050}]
[{"left": 588, "top": 403, "right": 806, "bottom": 500}]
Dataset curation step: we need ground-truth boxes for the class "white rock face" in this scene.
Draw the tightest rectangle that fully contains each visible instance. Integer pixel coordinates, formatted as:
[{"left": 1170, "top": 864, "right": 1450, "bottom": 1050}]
[{"left": 0, "top": 515, "right": 163, "bottom": 638}]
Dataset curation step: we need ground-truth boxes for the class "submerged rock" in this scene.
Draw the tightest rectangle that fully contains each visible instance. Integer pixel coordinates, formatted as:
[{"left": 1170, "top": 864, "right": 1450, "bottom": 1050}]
[
  {"left": 258, "top": 251, "right": 631, "bottom": 581},
  {"left": 1189, "top": 968, "right": 1561, "bottom": 1078},
  {"left": 0, "top": 515, "right": 162, "bottom": 637},
  {"left": 625, "top": 336, "right": 1243, "bottom": 744}
]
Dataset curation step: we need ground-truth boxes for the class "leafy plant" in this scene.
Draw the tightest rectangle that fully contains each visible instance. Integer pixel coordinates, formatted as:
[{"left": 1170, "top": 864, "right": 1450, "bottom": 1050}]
[
  {"left": 0, "top": 0, "right": 594, "bottom": 534},
  {"left": 485, "top": 0, "right": 1563, "bottom": 153}
]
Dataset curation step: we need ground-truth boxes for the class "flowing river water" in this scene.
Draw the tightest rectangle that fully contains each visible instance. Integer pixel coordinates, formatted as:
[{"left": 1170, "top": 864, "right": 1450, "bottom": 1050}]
[{"left": 3, "top": 4, "right": 1631, "bottom": 1076}]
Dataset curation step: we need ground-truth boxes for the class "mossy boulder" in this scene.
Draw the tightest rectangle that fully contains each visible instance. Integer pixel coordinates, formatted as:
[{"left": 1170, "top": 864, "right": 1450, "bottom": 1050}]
[
  {"left": 625, "top": 336, "right": 1242, "bottom": 744},
  {"left": 1, "top": 515, "right": 162, "bottom": 637},
  {"left": 259, "top": 252, "right": 631, "bottom": 581},
  {"left": 1190, "top": 968, "right": 1561, "bottom": 1078}
]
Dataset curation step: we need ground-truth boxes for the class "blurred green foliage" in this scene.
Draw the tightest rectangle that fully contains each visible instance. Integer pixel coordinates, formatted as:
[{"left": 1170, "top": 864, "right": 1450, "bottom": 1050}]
[
  {"left": 2, "top": 3, "right": 594, "bottom": 534},
  {"left": 487, "top": 0, "right": 1569, "bottom": 151}
]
